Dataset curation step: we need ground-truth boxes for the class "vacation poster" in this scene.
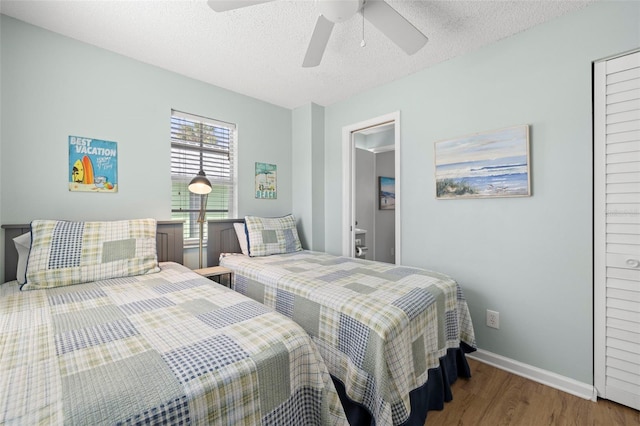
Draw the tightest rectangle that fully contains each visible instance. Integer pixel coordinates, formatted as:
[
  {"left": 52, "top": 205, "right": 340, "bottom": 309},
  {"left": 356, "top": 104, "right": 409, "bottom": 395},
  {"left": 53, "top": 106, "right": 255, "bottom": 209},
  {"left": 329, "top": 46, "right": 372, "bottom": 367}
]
[{"left": 69, "top": 136, "right": 118, "bottom": 192}]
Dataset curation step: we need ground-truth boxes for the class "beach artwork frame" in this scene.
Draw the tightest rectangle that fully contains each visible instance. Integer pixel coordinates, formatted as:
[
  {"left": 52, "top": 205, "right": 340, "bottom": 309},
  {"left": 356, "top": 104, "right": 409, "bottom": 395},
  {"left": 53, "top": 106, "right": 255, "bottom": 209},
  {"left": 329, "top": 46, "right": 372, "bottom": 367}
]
[
  {"left": 255, "top": 162, "right": 277, "bottom": 199},
  {"left": 434, "top": 125, "right": 530, "bottom": 199},
  {"left": 378, "top": 176, "right": 395, "bottom": 210}
]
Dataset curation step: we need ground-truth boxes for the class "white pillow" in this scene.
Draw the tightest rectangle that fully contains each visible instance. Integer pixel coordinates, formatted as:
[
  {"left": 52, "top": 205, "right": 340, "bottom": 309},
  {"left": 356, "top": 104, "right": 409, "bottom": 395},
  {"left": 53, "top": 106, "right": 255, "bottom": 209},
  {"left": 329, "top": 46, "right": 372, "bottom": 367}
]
[
  {"left": 13, "top": 232, "right": 31, "bottom": 284},
  {"left": 234, "top": 222, "right": 249, "bottom": 255}
]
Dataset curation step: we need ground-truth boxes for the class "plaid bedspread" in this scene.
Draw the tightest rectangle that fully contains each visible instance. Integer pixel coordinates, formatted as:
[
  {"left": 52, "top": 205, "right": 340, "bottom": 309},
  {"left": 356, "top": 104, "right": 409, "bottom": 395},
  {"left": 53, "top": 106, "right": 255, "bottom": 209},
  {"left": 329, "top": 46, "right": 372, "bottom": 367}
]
[
  {"left": 221, "top": 251, "right": 477, "bottom": 425},
  {"left": 0, "top": 262, "right": 347, "bottom": 425}
]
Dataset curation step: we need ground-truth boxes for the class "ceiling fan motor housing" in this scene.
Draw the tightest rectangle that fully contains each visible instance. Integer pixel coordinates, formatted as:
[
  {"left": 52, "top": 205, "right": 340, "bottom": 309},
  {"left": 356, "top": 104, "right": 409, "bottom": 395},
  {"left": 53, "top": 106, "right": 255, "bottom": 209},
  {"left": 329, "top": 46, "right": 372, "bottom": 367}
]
[{"left": 318, "top": 0, "right": 364, "bottom": 23}]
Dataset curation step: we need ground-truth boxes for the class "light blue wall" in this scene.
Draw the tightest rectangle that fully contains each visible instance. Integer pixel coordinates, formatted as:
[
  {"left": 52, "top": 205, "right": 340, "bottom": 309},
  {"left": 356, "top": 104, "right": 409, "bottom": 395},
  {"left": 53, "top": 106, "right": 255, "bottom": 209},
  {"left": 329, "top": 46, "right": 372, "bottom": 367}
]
[
  {"left": 323, "top": 1, "right": 640, "bottom": 384},
  {"left": 292, "top": 104, "right": 313, "bottom": 248},
  {"left": 0, "top": 15, "right": 292, "bottom": 275},
  {"left": 311, "top": 103, "right": 325, "bottom": 252},
  {"left": 292, "top": 103, "right": 325, "bottom": 251}
]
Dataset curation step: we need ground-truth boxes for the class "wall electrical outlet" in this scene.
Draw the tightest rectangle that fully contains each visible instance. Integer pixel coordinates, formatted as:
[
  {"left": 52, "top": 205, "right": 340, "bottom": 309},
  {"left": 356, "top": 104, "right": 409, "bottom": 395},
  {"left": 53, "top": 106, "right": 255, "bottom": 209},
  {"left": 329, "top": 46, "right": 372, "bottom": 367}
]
[
  {"left": 486, "top": 309, "right": 500, "bottom": 329},
  {"left": 355, "top": 239, "right": 362, "bottom": 246}
]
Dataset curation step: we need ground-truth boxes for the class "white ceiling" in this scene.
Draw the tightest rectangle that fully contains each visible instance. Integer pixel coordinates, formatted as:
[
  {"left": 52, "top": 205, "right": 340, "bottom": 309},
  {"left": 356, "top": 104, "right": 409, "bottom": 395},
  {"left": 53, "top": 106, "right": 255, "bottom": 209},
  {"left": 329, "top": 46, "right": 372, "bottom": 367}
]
[{"left": 0, "top": 0, "right": 595, "bottom": 109}]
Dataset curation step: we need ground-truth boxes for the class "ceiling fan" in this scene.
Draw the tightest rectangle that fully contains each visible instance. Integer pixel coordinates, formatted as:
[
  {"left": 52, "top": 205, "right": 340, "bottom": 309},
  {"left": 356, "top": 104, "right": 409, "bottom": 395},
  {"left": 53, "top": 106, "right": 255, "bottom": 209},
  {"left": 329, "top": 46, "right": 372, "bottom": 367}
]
[{"left": 207, "top": 0, "right": 428, "bottom": 67}]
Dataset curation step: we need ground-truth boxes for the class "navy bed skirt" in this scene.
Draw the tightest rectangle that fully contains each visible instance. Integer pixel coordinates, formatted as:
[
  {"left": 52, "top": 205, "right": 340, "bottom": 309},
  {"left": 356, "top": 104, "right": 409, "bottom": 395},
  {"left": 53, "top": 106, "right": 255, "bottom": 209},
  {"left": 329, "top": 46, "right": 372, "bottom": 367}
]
[{"left": 332, "top": 342, "right": 476, "bottom": 426}]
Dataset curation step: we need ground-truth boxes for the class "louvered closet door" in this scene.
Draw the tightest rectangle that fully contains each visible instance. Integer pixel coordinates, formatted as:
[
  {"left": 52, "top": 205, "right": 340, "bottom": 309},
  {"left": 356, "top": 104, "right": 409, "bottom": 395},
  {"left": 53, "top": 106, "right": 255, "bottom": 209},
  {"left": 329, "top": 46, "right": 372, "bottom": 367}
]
[{"left": 594, "top": 50, "right": 640, "bottom": 411}]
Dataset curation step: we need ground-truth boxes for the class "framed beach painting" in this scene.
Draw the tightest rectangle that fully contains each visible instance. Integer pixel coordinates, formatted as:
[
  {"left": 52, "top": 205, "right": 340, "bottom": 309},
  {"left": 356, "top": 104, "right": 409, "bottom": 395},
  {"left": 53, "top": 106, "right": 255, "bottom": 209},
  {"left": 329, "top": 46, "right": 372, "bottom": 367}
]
[
  {"left": 378, "top": 176, "right": 395, "bottom": 210},
  {"left": 434, "top": 125, "right": 530, "bottom": 199}
]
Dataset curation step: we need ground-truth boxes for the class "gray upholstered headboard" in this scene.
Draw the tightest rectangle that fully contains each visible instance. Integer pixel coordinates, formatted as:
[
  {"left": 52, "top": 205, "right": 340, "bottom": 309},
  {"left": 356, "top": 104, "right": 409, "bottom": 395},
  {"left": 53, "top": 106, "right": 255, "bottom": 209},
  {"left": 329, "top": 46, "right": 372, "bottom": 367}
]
[
  {"left": 2, "top": 220, "right": 184, "bottom": 283},
  {"left": 207, "top": 219, "right": 245, "bottom": 267}
]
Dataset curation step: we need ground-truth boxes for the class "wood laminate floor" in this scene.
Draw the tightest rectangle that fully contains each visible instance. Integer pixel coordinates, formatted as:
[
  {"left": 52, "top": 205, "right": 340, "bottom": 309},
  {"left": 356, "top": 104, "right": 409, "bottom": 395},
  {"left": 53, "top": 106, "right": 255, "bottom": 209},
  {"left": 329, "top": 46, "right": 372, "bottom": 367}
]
[{"left": 425, "top": 358, "right": 639, "bottom": 425}]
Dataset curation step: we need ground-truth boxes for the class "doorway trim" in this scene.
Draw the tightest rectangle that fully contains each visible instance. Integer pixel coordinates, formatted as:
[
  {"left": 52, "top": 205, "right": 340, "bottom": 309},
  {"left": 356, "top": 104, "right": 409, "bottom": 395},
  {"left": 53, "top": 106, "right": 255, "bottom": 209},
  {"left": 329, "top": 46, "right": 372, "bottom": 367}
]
[{"left": 341, "top": 111, "right": 401, "bottom": 263}]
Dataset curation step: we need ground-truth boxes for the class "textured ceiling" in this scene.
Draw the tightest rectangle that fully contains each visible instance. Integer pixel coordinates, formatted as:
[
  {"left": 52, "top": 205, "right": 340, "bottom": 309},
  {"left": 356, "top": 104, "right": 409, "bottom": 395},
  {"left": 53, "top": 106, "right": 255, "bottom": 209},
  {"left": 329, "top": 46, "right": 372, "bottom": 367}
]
[{"left": 0, "top": 0, "right": 594, "bottom": 109}]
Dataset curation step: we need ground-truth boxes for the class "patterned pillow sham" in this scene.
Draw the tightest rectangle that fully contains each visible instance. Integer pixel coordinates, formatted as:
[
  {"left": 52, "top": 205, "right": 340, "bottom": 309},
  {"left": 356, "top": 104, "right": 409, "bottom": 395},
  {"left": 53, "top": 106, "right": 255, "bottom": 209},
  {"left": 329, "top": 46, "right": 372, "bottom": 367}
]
[
  {"left": 22, "top": 218, "right": 160, "bottom": 290},
  {"left": 244, "top": 214, "right": 302, "bottom": 257}
]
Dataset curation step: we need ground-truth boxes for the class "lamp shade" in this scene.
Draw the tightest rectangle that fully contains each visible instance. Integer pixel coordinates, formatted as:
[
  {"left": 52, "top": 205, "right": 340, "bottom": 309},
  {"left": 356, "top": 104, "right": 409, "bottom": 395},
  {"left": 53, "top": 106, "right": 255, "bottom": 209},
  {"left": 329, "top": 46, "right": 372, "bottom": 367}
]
[{"left": 188, "top": 170, "right": 212, "bottom": 195}]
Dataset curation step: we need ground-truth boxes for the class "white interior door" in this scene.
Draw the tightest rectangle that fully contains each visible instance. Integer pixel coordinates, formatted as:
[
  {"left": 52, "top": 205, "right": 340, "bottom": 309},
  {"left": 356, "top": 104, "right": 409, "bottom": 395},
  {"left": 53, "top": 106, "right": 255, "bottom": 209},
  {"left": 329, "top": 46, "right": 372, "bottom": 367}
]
[{"left": 594, "top": 49, "right": 640, "bottom": 410}]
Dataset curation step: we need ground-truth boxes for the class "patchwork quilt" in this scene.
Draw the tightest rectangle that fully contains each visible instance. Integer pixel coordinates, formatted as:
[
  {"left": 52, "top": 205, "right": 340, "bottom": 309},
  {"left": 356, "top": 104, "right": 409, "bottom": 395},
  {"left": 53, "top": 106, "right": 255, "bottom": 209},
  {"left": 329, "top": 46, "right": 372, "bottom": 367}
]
[
  {"left": 0, "top": 262, "right": 347, "bottom": 425},
  {"left": 220, "top": 251, "right": 477, "bottom": 426}
]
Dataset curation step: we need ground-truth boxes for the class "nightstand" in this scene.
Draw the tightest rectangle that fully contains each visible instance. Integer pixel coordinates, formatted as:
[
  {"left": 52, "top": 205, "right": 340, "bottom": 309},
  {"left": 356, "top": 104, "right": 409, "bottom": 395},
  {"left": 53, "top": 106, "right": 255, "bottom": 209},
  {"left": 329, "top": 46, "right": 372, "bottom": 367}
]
[{"left": 193, "top": 266, "right": 234, "bottom": 288}]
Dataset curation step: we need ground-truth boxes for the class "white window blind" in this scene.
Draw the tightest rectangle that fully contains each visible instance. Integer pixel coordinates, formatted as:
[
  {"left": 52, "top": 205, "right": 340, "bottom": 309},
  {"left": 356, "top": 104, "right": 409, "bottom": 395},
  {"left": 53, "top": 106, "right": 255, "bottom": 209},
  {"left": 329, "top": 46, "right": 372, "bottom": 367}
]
[{"left": 170, "top": 109, "right": 237, "bottom": 241}]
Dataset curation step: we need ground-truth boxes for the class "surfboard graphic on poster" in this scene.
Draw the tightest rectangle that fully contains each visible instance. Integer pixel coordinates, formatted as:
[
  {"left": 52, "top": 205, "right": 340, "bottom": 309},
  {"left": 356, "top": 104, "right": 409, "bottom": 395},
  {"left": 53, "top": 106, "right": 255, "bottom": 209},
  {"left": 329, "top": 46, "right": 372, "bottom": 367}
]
[{"left": 69, "top": 136, "right": 118, "bottom": 193}]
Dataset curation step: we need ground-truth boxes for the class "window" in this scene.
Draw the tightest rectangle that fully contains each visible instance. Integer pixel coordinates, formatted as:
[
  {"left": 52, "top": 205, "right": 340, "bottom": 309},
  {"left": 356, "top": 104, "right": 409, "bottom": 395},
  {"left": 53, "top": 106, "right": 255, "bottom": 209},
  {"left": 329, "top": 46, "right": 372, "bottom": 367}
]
[{"left": 170, "top": 109, "right": 237, "bottom": 242}]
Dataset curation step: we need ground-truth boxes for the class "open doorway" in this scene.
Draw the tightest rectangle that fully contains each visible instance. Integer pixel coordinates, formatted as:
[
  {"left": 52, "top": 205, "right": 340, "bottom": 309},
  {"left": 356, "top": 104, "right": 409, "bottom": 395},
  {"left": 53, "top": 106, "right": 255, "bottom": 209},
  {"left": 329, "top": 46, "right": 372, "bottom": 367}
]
[
  {"left": 341, "top": 112, "right": 401, "bottom": 264},
  {"left": 354, "top": 124, "right": 395, "bottom": 262}
]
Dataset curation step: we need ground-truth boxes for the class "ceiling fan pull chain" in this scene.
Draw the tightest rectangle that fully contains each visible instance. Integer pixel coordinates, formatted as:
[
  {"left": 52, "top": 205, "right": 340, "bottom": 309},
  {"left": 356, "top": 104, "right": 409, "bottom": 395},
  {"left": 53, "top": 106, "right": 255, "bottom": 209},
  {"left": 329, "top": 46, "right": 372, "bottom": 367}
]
[{"left": 361, "top": 4, "right": 366, "bottom": 48}]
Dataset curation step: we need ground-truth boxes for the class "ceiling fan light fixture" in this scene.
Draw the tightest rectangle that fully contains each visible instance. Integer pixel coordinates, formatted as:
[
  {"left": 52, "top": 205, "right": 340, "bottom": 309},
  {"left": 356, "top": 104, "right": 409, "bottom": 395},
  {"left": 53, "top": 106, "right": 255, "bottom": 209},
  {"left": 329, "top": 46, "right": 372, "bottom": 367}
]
[
  {"left": 209, "top": 0, "right": 428, "bottom": 68},
  {"left": 318, "top": 0, "right": 364, "bottom": 23}
]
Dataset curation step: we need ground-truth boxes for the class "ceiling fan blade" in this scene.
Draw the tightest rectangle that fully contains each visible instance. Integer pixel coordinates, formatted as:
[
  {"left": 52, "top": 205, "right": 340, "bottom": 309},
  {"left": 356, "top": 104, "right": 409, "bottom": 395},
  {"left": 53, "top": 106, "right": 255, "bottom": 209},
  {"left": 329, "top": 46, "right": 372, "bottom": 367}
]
[
  {"left": 363, "top": 0, "right": 428, "bottom": 55},
  {"left": 207, "top": 0, "right": 274, "bottom": 13},
  {"left": 302, "top": 15, "right": 335, "bottom": 68}
]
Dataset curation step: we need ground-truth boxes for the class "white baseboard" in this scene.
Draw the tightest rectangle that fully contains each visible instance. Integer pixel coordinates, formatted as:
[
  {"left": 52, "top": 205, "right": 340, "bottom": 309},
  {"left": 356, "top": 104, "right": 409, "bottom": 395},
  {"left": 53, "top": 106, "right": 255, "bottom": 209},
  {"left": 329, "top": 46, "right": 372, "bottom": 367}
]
[{"left": 467, "top": 349, "right": 598, "bottom": 401}]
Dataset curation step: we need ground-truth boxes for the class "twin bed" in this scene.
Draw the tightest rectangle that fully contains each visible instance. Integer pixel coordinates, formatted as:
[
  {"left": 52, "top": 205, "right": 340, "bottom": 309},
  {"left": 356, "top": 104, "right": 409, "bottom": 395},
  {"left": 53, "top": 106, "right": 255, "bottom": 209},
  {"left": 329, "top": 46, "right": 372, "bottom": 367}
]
[
  {"left": 0, "top": 219, "right": 346, "bottom": 425},
  {"left": 208, "top": 216, "right": 477, "bottom": 425},
  {"left": 1, "top": 216, "right": 476, "bottom": 425}
]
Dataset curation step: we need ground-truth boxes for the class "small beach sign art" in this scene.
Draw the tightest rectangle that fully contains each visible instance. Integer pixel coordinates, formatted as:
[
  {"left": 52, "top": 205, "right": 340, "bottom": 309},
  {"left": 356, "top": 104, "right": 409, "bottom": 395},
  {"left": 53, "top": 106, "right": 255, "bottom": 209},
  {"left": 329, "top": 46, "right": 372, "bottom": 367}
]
[{"left": 435, "top": 125, "right": 530, "bottom": 199}]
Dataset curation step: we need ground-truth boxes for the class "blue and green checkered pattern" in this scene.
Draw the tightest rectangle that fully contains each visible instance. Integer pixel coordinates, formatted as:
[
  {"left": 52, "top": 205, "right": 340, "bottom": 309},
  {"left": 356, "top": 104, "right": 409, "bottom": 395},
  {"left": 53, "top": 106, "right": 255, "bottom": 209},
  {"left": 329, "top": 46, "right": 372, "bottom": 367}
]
[
  {"left": 23, "top": 219, "right": 160, "bottom": 290},
  {"left": 221, "top": 250, "right": 477, "bottom": 426},
  {"left": 244, "top": 215, "right": 302, "bottom": 257},
  {"left": 0, "top": 262, "right": 348, "bottom": 425}
]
